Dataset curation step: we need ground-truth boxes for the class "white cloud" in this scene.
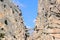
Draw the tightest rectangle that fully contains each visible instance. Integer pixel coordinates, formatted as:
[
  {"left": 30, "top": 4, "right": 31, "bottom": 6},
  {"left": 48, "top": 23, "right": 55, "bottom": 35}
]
[
  {"left": 12, "top": 0, "right": 26, "bottom": 8},
  {"left": 26, "top": 25, "right": 31, "bottom": 29},
  {"left": 33, "top": 19, "right": 36, "bottom": 23},
  {"left": 19, "top": 3, "right": 25, "bottom": 8}
]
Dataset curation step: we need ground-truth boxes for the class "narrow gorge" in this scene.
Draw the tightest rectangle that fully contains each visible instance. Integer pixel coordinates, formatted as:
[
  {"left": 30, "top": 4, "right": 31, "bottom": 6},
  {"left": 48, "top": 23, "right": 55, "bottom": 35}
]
[{"left": 0, "top": 0, "right": 60, "bottom": 40}]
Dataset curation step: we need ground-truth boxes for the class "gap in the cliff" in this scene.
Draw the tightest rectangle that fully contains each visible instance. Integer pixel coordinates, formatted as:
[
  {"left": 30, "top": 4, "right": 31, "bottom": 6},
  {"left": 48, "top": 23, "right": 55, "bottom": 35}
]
[{"left": 12, "top": 0, "right": 37, "bottom": 34}]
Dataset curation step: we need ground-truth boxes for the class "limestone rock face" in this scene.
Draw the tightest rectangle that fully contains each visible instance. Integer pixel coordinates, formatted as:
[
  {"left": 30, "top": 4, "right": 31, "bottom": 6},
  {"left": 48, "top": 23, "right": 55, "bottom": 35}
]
[
  {"left": 0, "top": 0, "right": 26, "bottom": 40},
  {"left": 30, "top": 0, "right": 60, "bottom": 40}
]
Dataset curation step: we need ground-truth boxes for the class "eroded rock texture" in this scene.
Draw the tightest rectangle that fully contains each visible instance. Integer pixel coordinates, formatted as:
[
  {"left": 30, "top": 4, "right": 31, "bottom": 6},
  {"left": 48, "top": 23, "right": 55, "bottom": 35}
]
[
  {"left": 0, "top": 0, "right": 26, "bottom": 40},
  {"left": 30, "top": 0, "right": 60, "bottom": 40}
]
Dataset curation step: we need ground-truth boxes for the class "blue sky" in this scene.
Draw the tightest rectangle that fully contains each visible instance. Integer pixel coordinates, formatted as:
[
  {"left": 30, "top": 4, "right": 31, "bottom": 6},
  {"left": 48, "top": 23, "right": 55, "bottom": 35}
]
[{"left": 12, "top": 0, "right": 37, "bottom": 29}]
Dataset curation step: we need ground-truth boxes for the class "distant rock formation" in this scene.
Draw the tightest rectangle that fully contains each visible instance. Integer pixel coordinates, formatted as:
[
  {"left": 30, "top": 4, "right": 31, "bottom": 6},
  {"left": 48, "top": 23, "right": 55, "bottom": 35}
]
[
  {"left": 28, "top": 0, "right": 60, "bottom": 40},
  {"left": 0, "top": 0, "right": 27, "bottom": 40}
]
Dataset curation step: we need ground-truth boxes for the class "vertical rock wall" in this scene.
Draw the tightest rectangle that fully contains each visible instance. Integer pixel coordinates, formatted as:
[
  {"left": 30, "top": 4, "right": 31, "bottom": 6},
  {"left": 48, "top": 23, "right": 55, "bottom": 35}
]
[
  {"left": 1, "top": 0, "right": 60, "bottom": 40},
  {"left": 0, "top": 0, "right": 26, "bottom": 40},
  {"left": 30, "top": 0, "right": 60, "bottom": 40}
]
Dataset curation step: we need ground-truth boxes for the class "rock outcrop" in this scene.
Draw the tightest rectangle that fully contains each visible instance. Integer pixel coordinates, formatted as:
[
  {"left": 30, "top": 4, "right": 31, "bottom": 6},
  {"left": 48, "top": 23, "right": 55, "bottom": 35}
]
[
  {"left": 29, "top": 0, "right": 60, "bottom": 40},
  {"left": 0, "top": 0, "right": 26, "bottom": 40}
]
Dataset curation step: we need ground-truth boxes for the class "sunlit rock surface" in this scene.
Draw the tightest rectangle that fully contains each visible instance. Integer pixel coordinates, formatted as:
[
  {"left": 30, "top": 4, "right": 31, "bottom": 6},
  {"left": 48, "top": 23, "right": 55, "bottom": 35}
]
[
  {"left": 29, "top": 0, "right": 60, "bottom": 40},
  {"left": 0, "top": 0, "right": 26, "bottom": 40},
  {"left": 1, "top": 0, "right": 60, "bottom": 40}
]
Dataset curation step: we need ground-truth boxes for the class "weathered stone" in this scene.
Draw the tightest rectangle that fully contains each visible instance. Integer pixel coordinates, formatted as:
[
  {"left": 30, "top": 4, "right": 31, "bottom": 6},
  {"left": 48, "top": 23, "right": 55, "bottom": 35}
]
[
  {"left": 0, "top": 0, "right": 26, "bottom": 40},
  {"left": 28, "top": 0, "right": 60, "bottom": 40}
]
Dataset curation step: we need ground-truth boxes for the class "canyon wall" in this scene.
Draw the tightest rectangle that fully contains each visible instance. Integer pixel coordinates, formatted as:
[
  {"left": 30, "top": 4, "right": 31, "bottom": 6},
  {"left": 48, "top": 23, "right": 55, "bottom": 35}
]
[
  {"left": 29, "top": 0, "right": 60, "bottom": 40},
  {"left": 0, "top": 0, "right": 60, "bottom": 40},
  {"left": 0, "top": 0, "right": 27, "bottom": 40}
]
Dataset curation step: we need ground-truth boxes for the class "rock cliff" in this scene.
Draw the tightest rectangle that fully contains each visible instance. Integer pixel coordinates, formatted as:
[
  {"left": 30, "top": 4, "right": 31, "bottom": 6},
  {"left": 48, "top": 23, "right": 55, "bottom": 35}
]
[
  {"left": 1, "top": 0, "right": 60, "bottom": 40},
  {"left": 29, "top": 0, "right": 60, "bottom": 40},
  {"left": 0, "top": 0, "right": 26, "bottom": 40}
]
